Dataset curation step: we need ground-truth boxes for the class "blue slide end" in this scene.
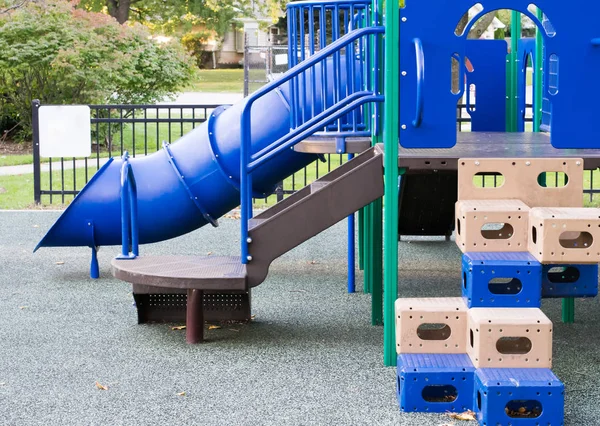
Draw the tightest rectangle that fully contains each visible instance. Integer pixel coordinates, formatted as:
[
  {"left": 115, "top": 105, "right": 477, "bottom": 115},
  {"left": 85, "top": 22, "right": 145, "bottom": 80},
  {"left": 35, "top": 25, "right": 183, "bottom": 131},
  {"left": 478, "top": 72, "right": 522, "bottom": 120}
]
[{"left": 35, "top": 84, "right": 318, "bottom": 250}]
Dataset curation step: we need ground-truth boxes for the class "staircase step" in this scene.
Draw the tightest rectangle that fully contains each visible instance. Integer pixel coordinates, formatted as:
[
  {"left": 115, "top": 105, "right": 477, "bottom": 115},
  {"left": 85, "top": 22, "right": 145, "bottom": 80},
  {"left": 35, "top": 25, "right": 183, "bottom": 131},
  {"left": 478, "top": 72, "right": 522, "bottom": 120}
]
[
  {"left": 310, "top": 180, "right": 331, "bottom": 192},
  {"left": 246, "top": 146, "right": 383, "bottom": 287}
]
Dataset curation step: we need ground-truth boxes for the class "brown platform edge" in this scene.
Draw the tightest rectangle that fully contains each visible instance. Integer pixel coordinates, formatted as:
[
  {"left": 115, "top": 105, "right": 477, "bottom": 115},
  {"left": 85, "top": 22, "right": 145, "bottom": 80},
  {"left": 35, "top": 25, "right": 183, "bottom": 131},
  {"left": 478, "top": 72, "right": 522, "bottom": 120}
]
[{"left": 111, "top": 258, "right": 247, "bottom": 292}]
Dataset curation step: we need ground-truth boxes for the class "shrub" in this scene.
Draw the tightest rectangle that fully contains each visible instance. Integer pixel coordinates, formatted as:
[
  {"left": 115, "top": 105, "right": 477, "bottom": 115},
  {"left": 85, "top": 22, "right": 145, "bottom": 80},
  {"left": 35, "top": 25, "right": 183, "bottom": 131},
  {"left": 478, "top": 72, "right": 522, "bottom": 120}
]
[{"left": 0, "top": 0, "right": 196, "bottom": 141}]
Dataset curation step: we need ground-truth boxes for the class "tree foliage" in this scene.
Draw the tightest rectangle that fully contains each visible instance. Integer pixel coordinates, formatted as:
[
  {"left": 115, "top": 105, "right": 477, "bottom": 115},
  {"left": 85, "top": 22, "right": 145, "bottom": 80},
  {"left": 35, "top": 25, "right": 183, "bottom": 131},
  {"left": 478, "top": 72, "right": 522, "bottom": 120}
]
[
  {"left": 0, "top": 0, "right": 195, "bottom": 140},
  {"left": 78, "top": 0, "right": 256, "bottom": 37}
]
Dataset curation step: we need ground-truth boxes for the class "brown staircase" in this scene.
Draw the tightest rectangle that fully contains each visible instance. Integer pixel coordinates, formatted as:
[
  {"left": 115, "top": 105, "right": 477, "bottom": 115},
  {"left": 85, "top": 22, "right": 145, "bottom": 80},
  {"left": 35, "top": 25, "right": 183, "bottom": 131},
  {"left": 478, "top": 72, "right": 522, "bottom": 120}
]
[
  {"left": 111, "top": 145, "right": 384, "bottom": 341},
  {"left": 246, "top": 145, "right": 384, "bottom": 287}
]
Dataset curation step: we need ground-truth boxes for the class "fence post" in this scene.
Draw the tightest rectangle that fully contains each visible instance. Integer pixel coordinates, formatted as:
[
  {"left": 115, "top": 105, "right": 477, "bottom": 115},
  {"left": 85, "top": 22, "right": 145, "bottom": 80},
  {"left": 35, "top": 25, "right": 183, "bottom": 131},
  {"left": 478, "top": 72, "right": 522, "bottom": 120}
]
[
  {"left": 243, "top": 33, "right": 249, "bottom": 97},
  {"left": 32, "top": 99, "right": 42, "bottom": 204}
]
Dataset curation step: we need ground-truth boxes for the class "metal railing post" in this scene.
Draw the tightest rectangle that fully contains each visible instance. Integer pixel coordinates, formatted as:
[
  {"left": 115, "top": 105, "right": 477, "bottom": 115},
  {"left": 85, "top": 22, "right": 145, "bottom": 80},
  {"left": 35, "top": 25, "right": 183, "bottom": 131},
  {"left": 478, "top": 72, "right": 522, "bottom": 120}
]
[{"left": 32, "top": 100, "right": 42, "bottom": 205}]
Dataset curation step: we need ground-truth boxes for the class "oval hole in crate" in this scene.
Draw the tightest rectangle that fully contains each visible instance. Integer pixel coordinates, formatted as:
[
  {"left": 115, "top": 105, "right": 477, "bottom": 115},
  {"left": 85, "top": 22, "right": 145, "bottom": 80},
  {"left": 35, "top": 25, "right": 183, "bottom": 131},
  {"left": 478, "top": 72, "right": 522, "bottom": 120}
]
[
  {"left": 559, "top": 231, "right": 593, "bottom": 249},
  {"left": 488, "top": 277, "right": 523, "bottom": 295},
  {"left": 505, "top": 399, "right": 543, "bottom": 418},
  {"left": 422, "top": 385, "right": 458, "bottom": 403},
  {"left": 481, "top": 223, "right": 514, "bottom": 240},
  {"left": 496, "top": 337, "right": 532, "bottom": 354},
  {"left": 472, "top": 172, "right": 505, "bottom": 188},
  {"left": 417, "top": 323, "right": 451, "bottom": 340},
  {"left": 547, "top": 266, "right": 580, "bottom": 283},
  {"left": 537, "top": 172, "right": 568, "bottom": 188}
]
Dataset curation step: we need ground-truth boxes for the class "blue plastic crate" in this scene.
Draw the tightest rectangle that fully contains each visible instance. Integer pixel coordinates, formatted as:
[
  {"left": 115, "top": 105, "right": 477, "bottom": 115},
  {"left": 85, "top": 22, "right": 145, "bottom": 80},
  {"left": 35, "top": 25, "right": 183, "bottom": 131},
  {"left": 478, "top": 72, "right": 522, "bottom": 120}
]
[
  {"left": 542, "top": 264, "right": 599, "bottom": 298},
  {"left": 462, "top": 252, "right": 542, "bottom": 308},
  {"left": 396, "top": 353, "right": 475, "bottom": 413},
  {"left": 474, "top": 368, "right": 564, "bottom": 426}
]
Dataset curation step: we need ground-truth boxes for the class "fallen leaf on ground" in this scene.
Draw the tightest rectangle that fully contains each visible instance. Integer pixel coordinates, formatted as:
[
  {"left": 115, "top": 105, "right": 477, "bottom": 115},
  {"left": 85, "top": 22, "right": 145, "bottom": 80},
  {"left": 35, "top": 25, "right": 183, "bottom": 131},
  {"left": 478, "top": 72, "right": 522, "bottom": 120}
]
[
  {"left": 309, "top": 260, "right": 318, "bottom": 264},
  {"left": 0, "top": 382, "right": 5, "bottom": 386},
  {"left": 206, "top": 251, "right": 213, "bottom": 256},
  {"left": 447, "top": 410, "right": 476, "bottom": 421},
  {"left": 171, "top": 325, "right": 186, "bottom": 330},
  {"left": 176, "top": 391, "right": 186, "bottom": 396},
  {"left": 229, "top": 328, "right": 239, "bottom": 332},
  {"left": 95, "top": 381, "right": 108, "bottom": 390},
  {"left": 18, "top": 306, "right": 28, "bottom": 310},
  {"left": 32, "top": 224, "right": 39, "bottom": 228},
  {"left": 208, "top": 325, "right": 221, "bottom": 330},
  {"left": 55, "top": 261, "right": 65, "bottom": 265},
  {"left": 250, "top": 315, "right": 256, "bottom": 320}
]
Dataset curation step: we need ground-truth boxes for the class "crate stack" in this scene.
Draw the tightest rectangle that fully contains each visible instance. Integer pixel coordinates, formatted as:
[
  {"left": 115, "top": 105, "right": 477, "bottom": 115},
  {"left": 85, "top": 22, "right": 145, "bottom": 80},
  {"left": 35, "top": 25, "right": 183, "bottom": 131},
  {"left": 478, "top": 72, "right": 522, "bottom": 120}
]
[{"left": 395, "top": 158, "right": 600, "bottom": 425}]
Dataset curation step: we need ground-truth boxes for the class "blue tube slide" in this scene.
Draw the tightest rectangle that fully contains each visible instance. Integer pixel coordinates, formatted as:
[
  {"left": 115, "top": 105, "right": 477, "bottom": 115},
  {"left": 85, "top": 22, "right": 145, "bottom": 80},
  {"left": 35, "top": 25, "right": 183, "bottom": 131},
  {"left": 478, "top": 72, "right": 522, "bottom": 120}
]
[
  {"left": 35, "top": 84, "right": 319, "bottom": 250},
  {"left": 35, "top": 57, "right": 358, "bottom": 251}
]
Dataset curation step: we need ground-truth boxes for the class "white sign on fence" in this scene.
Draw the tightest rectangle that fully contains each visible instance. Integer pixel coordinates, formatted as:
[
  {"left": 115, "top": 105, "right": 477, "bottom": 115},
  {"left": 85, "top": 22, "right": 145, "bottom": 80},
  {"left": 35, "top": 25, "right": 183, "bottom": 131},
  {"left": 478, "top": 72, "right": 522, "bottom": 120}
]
[
  {"left": 274, "top": 54, "right": 288, "bottom": 66},
  {"left": 39, "top": 105, "right": 91, "bottom": 158}
]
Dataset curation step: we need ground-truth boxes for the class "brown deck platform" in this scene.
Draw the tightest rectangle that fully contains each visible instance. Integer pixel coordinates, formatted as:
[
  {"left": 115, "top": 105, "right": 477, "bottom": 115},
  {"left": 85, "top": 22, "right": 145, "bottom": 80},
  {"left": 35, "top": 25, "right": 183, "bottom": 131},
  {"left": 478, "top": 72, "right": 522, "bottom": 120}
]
[
  {"left": 391, "top": 132, "right": 600, "bottom": 171},
  {"left": 111, "top": 256, "right": 247, "bottom": 343},
  {"left": 293, "top": 136, "right": 371, "bottom": 154}
]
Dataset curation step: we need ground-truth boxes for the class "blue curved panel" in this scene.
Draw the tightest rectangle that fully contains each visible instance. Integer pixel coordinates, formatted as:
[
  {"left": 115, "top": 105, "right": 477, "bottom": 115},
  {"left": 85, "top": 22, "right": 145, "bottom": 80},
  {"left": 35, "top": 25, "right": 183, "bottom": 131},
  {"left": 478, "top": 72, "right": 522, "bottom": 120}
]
[{"left": 400, "top": 0, "right": 600, "bottom": 148}]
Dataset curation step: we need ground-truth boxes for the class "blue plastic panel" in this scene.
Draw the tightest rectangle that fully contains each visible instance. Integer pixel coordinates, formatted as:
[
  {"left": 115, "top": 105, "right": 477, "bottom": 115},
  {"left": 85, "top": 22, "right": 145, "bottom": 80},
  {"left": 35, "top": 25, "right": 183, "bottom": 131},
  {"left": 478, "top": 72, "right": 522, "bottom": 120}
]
[
  {"left": 517, "top": 38, "right": 536, "bottom": 132},
  {"left": 474, "top": 368, "right": 564, "bottom": 426},
  {"left": 465, "top": 40, "right": 507, "bottom": 132},
  {"left": 542, "top": 264, "right": 599, "bottom": 298},
  {"left": 397, "top": 354, "right": 475, "bottom": 413},
  {"left": 462, "top": 252, "right": 542, "bottom": 308},
  {"left": 400, "top": 0, "right": 600, "bottom": 149}
]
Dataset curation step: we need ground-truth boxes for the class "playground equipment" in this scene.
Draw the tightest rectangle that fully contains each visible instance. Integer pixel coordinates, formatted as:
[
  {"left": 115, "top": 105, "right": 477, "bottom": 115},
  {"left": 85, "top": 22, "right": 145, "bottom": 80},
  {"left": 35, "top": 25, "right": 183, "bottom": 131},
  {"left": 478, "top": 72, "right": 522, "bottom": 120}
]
[{"left": 34, "top": 0, "right": 600, "bottom": 423}]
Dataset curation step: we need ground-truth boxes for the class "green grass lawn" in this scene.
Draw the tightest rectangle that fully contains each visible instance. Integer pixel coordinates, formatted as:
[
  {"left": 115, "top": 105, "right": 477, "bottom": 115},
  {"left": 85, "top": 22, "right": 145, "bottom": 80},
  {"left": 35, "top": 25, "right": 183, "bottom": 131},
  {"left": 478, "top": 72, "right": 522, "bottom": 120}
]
[
  {"left": 0, "top": 153, "right": 35, "bottom": 167},
  {"left": 185, "top": 69, "right": 244, "bottom": 93}
]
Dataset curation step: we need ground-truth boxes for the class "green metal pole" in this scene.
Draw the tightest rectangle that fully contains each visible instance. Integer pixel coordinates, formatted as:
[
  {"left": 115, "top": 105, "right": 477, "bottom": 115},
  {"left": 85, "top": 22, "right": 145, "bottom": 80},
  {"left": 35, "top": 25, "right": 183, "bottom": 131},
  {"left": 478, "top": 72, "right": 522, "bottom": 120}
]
[
  {"left": 364, "top": 203, "right": 373, "bottom": 294},
  {"left": 562, "top": 298, "right": 575, "bottom": 323},
  {"left": 371, "top": 197, "right": 383, "bottom": 325},
  {"left": 383, "top": 0, "right": 400, "bottom": 367},
  {"left": 533, "top": 8, "right": 543, "bottom": 132},
  {"left": 358, "top": 207, "right": 365, "bottom": 271},
  {"left": 507, "top": 11, "right": 521, "bottom": 132}
]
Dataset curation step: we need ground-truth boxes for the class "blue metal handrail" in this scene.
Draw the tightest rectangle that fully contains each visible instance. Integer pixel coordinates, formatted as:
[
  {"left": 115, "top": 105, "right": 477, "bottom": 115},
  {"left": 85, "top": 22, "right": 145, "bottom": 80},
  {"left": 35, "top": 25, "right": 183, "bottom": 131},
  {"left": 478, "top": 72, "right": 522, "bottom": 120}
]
[
  {"left": 412, "top": 38, "right": 425, "bottom": 128},
  {"left": 116, "top": 152, "right": 139, "bottom": 260},
  {"left": 240, "top": 26, "right": 384, "bottom": 263},
  {"left": 286, "top": 0, "right": 374, "bottom": 135}
]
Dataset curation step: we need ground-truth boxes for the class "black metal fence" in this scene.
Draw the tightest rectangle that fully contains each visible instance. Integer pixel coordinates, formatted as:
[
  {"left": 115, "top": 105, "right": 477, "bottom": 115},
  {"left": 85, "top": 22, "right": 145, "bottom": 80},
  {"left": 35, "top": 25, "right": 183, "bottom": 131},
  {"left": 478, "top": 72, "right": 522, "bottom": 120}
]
[
  {"left": 31, "top": 100, "right": 347, "bottom": 206},
  {"left": 32, "top": 100, "right": 600, "bottom": 207}
]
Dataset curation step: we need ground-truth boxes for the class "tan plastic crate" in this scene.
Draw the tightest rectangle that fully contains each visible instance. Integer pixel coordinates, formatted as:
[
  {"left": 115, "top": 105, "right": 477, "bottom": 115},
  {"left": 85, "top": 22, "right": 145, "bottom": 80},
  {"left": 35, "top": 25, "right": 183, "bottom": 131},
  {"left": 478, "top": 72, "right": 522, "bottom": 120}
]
[
  {"left": 467, "top": 308, "right": 553, "bottom": 368},
  {"left": 529, "top": 207, "right": 600, "bottom": 263},
  {"left": 395, "top": 297, "right": 467, "bottom": 354},
  {"left": 455, "top": 200, "right": 530, "bottom": 253},
  {"left": 458, "top": 158, "right": 583, "bottom": 208}
]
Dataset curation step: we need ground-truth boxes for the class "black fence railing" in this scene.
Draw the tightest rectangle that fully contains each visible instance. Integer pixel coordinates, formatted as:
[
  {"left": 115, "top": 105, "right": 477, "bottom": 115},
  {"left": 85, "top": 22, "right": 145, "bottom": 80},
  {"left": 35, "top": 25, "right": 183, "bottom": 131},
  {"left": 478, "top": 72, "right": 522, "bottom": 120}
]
[
  {"left": 32, "top": 101, "right": 600, "bottom": 207},
  {"left": 31, "top": 101, "right": 348, "bottom": 207}
]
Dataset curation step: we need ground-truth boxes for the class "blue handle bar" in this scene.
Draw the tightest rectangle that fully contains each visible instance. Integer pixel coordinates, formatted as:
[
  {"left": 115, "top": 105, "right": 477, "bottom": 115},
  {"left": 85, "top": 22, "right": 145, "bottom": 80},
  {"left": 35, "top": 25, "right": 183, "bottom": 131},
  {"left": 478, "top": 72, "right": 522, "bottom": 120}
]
[{"left": 412, "top": 38, "right": 424, "bottom": 128}]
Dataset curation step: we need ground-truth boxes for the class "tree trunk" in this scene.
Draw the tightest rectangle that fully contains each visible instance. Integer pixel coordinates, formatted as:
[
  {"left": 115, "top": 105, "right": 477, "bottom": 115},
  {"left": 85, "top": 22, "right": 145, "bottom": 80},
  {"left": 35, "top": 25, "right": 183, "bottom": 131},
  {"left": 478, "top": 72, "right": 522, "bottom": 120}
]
[{"left": 107, "top": 0, "right": 130, "bottom": 24}]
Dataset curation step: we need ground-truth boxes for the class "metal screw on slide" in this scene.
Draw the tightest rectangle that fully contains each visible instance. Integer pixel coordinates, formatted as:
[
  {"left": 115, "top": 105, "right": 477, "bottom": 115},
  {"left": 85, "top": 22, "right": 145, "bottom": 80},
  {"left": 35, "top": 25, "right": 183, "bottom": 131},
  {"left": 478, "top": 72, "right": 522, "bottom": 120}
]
[
  {"left": 247, "top": 256, "right": 253, "bottom": 262},
  {"left": 246, "top": 237, "right": 252, "bottom": 243}
]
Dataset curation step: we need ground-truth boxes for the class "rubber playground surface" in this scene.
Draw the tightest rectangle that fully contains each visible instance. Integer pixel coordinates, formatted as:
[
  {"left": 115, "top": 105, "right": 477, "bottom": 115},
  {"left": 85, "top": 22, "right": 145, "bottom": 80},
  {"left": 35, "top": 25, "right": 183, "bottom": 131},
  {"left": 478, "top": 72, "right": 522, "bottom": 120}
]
[{"left": 1, "top": 211, "right": 600, "bottom": 425}]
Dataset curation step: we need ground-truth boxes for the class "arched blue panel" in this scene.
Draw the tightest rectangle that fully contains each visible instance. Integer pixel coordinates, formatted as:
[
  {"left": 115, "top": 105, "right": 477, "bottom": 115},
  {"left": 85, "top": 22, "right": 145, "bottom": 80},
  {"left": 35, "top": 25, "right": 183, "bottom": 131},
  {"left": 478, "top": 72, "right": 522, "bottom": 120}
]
[
  {"left": 466, "top": 39, "right": 507, "bottom": 132},
  {"left": 400, "top": 0, "right": 600, "bottom": 149},
  {"left": 517, "top": 38, "right": 536, "bottom": 132}
]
